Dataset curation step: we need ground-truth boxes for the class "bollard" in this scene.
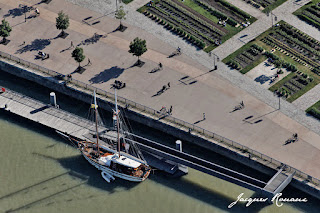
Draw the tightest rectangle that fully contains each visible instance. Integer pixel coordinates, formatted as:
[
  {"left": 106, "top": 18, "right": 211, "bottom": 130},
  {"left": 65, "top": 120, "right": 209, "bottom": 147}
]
[
  {"left": 176, "top": 140, "right": 182, "bottom": 152},
  {"left": 175, "top": 140, "right": 188, "bottom": 175},
  {"left": 50, "top": 92, "right": 57, "bottom": 107}
]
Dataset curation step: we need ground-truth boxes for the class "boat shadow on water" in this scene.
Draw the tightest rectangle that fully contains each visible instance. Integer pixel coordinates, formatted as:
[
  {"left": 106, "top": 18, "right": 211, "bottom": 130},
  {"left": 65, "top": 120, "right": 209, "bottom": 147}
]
[{"left": 32, "top": 152, "right": 138, "bottom": 192}]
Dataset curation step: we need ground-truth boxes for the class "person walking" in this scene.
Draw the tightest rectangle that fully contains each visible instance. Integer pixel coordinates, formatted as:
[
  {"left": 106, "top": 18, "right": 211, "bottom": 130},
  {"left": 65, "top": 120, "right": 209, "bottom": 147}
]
[
  {"left": 169, "top": 105, "right": 172, "bottom": 114},
  {"left": 87, "top": 58, "right": 92, "bottom": 66},
  {"left": 203, "top": 113, "right": 206, "bottom": 120},
  {"left": 167, "top": 82, "right": 170, "bottom": 88},
  {"left": 70, "top": 41, "right": 74, "bottom": 48}
]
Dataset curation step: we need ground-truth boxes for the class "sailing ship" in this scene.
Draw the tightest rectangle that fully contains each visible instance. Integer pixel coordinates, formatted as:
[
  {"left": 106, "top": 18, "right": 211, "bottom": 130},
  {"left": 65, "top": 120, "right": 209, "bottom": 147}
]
[{"left": 58, "top": 90, "right": 151, "bottom": 182}]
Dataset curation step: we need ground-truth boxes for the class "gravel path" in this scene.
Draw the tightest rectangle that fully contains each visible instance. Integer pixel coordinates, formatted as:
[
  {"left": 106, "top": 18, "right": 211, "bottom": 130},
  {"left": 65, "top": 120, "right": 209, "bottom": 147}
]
[{"left": 65, "top": 0, "right": 320, "bottom": 135}]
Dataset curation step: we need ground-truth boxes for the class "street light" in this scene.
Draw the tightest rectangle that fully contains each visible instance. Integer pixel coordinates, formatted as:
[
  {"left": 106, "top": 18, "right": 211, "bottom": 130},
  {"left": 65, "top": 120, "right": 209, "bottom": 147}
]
[
  {"left": 267, "top": 11, "right": 277, "bottom": 28},
  {"left": 208, "top": 52, "right": 219, "bottom": 70}
]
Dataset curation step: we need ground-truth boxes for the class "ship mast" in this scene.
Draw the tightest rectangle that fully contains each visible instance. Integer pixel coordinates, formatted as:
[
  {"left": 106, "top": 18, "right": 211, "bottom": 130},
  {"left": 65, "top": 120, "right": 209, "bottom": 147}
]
[
  {"left": 115, "top": 89, "right": 121, "bottom": 158},
  {"left": 94, "top": 90, "right": 100, "bottom": 156}
]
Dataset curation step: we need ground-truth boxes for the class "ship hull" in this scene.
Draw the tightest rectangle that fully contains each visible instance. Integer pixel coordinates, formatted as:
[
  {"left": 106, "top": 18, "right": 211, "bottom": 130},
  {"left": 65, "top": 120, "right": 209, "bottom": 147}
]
[{"left": 82, "top": 152, "right": 148, "bottom": 182}]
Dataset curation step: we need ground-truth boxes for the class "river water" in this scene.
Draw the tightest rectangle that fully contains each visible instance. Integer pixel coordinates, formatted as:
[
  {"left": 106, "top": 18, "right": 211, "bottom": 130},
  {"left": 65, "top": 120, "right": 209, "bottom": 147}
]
[{"left": 0, "top": 71, "right": 319, "bottom": 213}]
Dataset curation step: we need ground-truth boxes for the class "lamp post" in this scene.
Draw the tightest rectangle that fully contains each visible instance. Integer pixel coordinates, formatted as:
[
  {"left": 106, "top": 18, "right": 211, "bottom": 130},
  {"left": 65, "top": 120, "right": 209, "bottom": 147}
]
[
  {"left": 208, "top": 52, "right": 219, "bottom": 70},
  {"left": 267, "top": 11, "right": 277, "bottom": 28}
]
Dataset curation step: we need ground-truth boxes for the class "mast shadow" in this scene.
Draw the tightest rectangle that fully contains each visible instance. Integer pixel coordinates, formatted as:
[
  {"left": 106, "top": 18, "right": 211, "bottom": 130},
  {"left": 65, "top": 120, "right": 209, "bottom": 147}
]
[{"left": 32, "top": 153, "right": 137, "bottom": 192}]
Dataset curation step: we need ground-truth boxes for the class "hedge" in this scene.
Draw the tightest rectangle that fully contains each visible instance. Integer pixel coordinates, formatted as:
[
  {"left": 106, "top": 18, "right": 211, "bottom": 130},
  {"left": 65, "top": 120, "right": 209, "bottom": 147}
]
[{"left": 308, "top": 107, "right": 320, "bottom": 120}]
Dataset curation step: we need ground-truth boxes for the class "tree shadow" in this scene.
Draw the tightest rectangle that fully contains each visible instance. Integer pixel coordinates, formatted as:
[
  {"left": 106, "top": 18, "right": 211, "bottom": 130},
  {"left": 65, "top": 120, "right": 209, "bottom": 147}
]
[
  {"left": 77, "top": 33, "right": 106, "bottom": 46},
  {"left": 89, "top": 66, "right": 125, "bottom": 84},
  {"left": 4, "top": 8, "right": 24, "bottom": 18},
  {"left": 254, "top": 75, "right": 270, "bottom": 85},
  {"left": 15, "top": 38, "right": 51, "bottom": 54}
]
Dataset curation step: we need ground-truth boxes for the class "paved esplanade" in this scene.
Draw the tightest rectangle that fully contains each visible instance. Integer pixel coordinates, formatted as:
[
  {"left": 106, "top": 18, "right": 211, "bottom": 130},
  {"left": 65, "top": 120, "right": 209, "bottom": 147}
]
[{"left": 1, "top": 0, "right": 320, "bottom": 179}]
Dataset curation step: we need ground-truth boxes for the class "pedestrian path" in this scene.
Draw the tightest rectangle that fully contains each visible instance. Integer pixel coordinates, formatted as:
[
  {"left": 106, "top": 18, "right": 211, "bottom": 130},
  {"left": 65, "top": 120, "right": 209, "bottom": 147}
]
[{"left": 293, "top": 84, "right": 320, "bottom": 111}]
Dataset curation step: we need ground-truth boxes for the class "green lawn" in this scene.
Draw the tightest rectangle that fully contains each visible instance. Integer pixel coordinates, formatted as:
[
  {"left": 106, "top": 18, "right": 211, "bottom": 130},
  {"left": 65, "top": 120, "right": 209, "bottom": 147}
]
[{"left": 262, "top": 0, "right": 288, "bottom": 13}]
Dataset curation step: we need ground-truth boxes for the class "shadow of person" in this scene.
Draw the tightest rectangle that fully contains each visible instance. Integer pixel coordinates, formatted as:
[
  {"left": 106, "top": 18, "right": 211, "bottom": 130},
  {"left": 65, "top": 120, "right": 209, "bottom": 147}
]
[
  {"left": 78, "top": 33, "right": 104, "bottom": 46},
  {"left": 15, "top": 38, "right": 51, "bottom": 54},
  {"left": 89, "top": 66, "right": 125, "bottom": 84}
]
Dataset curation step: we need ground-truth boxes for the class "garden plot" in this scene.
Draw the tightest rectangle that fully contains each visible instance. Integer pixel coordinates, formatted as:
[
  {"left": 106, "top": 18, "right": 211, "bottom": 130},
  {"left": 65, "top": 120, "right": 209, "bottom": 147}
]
[
  {"left": 261, "top": 23, "right": 320, "bottom": 73},
  {"left": 226, "top": 44, "right": 265, "bottom": 74},
  {"left": 223, "top": 21, "right": 320, "bottom": 102},
  {"left": 246, "top": 60, "right": 291, "bottom": 88},
  {"left": 294, "top": 0, "right": 320, "bottom": 30},
  {"left": 241, "top": 0, "right": 288, "bottom": 12},
  {"left": 139, "top": 0, "right": 254, "bottom": 51}
]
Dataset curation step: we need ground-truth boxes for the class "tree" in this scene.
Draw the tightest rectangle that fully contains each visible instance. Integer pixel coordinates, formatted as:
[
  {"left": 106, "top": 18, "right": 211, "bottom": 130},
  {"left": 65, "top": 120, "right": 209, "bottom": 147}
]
[
  {"left": 0, "top": 19, "right": 11, "bottom": 43},
  {"left": 115, "top": 6, "right": 126, "bottom": 30},
  {"left": 72, "top": 47, "right": 85, "bottom": 69},
  {"left": 56, "top": 11, "right": 69, "bottom": 36},
  {"left": 129, "top": 37, "right": 147, "bottom": 65}
]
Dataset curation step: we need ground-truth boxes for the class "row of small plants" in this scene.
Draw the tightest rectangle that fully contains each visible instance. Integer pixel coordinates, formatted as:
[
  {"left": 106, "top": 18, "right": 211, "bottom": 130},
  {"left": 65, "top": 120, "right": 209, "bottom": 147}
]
[
  {"left": 295, "top": 2, "right": 320, "bottom": 30},
  {"left": 148, "top": 6, "right": 214, "bottom": 45},
  {"left": 262, "top": 34, "right": 319, "bottom": 70},
  {"left": 276, "top": 73, "right": 313, "bottom": 98},
  {"left": 226, "top": 44, "right": 264, "bottom": 70},
  {"left": 155, "top": 2, "right": 222, "bottom": 39},
  {"left": 213, "top": 0, "right": 251, "bottom": 20},
  {"left": 278, "top": 23, "right": 319, "bottom": 48},
  {"left": 144, "top": 11, "right": 206, "bottom": 48},
  {"left": 306, "top": 100, "right": 320, "bottom": 120},
  {"left": 161, "top": 0, "right": 224, "bottom": 36},
  {"left": 193, "top": 0, "right": 238, "bottom": 26},
  {"left": 273, "top": 29, "right": 320, "bottom": 58}
]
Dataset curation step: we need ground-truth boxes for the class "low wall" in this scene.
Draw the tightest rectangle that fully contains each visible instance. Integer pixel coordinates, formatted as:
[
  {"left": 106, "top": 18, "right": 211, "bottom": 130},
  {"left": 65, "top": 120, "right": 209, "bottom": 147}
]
[{"left": 1, "top": 59, "right": 320, "bottom": 199}]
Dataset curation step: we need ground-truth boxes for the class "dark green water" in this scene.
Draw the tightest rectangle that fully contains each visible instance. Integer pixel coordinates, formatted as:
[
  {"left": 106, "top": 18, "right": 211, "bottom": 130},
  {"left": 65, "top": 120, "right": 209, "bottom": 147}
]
[{"left": 0, "top": 71, "right": 319, "bottom": 213}]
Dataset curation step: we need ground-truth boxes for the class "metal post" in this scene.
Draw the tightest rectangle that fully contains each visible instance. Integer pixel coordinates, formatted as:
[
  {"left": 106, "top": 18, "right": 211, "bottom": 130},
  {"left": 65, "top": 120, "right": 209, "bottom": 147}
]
[
  {"left": 116, "top": 0, "right": 118, "bottom": 11},
  {"left": 24, "top": 6, "right": 27, "bottom": 22}
]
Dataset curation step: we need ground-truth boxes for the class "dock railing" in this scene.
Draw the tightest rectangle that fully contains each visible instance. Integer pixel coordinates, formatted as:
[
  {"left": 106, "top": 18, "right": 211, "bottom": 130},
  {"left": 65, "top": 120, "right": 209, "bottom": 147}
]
[{"left": 1, "top": 50, "right": 320, "bottom": 188}]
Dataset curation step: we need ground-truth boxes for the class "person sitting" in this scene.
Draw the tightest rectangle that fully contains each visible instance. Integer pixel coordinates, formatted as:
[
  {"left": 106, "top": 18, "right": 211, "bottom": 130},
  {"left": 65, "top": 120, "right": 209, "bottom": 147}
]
[{"left": 159, "top": 62, "right": 162, "bottom": 68}]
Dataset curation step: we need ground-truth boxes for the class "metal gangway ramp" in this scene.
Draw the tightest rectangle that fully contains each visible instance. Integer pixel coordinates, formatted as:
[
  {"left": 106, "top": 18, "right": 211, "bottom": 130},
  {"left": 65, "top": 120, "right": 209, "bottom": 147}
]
[{"left": 128, "top": 133, "right": 294, "bottom": 198}]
